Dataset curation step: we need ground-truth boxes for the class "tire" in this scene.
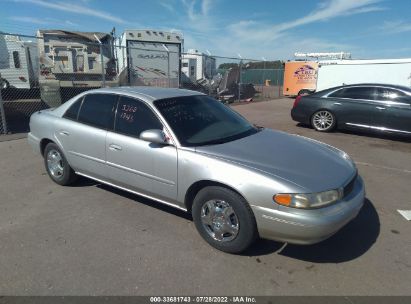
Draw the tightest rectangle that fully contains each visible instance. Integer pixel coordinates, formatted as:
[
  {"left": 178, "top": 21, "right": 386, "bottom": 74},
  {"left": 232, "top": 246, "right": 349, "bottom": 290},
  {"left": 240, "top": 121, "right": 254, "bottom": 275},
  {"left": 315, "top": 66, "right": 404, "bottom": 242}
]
[
  {"left": 298, "top": 89, "right": 311, "bottom": 96},
  {"left": 44, "top": 143, "right": 77, "bottom": 186},
  {"left": 192, "top": 186, "right": 258, "bottom": 253},
  {"left": 311, "top": 110, "right": 336, "bottom": 132}
]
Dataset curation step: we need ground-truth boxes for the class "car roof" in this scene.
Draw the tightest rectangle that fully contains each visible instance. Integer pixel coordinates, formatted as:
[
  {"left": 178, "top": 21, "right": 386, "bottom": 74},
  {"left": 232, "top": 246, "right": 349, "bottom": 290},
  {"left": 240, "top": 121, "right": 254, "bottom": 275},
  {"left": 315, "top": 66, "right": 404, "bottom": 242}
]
[{"left": 82, "top": 86, "right": 205, "bottom": 103}]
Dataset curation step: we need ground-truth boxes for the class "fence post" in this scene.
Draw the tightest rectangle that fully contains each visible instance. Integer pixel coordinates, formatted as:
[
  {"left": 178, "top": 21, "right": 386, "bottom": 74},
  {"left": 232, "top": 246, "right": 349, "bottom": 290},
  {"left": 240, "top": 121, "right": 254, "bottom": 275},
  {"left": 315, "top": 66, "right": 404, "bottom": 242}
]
[
  {"left": 167, "top": 50, "right": 171, "bottom": 88},
  {"left": 100, "top": 44, "right": 106, "bottom": 87},
  {"left": 261, "top": 60, "right": 266, "bottom": 99},
  {"left": 277, "top": 69, "right": 280, "bottom": 98},
  {"left": 0, "top": 89, "right": 7, "bottom": 134},
  {"left": 238, "top": 60, "right": 242, "bottom": 103}
]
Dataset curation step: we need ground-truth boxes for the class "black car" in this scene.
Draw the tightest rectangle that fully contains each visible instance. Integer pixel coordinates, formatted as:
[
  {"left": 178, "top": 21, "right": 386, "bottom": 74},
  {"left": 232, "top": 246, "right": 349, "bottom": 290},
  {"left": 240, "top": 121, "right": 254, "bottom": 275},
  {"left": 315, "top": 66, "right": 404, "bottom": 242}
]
[{"left": 291, "top": 83, "right": 411, "bottom": 134}]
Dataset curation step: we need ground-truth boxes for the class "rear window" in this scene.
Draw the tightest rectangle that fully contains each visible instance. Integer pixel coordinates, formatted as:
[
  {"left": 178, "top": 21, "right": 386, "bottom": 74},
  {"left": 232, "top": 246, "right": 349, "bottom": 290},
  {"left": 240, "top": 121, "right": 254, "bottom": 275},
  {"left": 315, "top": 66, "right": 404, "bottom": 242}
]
[
  {"left": 63, "top": 98, "right": 82, "bottom": 120},
  {"left": 78, "top": 94, "right": 118, "bottom": 129}
]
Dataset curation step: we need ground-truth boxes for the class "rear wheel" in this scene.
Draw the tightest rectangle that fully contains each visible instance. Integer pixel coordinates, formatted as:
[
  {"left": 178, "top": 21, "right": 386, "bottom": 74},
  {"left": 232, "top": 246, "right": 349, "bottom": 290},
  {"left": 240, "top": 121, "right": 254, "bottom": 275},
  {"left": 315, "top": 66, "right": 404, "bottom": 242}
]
[
  {"left": 44, "top": 143, "right": 77, "bottom": 185},
  {"left": 192, "top": 186, "right": 258, "bottom": 253},
  {"left": 311, "top": 110, "right": 336, "bottom": 132},
  {"left": 298, "top": 89, "right": 312, "bottom": 96}
]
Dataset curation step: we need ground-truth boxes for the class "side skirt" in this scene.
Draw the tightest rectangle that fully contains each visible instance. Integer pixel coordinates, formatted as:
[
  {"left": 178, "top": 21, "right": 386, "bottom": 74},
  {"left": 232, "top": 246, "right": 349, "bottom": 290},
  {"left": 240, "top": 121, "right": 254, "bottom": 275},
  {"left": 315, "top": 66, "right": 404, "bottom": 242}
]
[{"left": 75, "top": 172, "right": 188, "bottom": 212}]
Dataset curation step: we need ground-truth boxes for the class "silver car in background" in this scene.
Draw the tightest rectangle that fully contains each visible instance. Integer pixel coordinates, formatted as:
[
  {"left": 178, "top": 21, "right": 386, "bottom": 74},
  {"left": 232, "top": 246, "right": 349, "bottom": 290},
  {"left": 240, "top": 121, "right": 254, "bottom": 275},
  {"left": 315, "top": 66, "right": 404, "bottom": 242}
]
[{"left": 28, "top": 87, "right": 365, "bottom": 253}]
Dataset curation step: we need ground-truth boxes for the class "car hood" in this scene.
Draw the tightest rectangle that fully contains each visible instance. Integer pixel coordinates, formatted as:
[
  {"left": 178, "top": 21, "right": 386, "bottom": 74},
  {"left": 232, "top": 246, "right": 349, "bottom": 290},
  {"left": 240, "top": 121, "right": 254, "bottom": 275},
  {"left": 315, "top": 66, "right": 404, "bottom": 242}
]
[{"left": 195, "top": 129, "right": 356, "bottom": 192}]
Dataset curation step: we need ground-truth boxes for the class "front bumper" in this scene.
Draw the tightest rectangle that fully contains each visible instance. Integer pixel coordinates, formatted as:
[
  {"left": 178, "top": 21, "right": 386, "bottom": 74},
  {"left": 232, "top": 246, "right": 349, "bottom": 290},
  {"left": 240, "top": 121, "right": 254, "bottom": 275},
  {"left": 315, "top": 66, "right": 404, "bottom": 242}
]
[{"left": 252, "top": 176, "right": 365, "bottom": 245}]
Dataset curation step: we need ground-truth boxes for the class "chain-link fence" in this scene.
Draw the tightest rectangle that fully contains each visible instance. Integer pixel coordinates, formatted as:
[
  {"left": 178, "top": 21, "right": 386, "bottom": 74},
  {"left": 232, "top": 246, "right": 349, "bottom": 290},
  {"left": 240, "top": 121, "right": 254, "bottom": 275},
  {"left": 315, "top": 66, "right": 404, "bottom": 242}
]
[{"left": 0, "top": 31, "right": 284, "bottom": 135}]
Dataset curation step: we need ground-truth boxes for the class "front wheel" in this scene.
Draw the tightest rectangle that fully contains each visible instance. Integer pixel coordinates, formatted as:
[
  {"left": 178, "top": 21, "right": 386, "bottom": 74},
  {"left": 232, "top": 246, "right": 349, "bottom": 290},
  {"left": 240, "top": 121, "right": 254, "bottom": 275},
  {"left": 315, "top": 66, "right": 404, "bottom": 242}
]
[
  {"left": 44, "top": 143, "right": 77, "bottom": 185},
  {"left": 192, "top": 186, "right": 258, "bottom": 253},
  {"left": 311, "top": 110, "right": 336, "bottom": 132}
]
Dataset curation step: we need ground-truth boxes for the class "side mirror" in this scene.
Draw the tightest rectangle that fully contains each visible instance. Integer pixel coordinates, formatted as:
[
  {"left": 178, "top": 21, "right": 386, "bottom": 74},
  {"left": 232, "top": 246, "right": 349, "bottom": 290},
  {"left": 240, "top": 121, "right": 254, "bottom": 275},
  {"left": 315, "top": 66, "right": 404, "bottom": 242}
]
[{"left": 140, "top": 129, "right": 169, "bottom": 145}]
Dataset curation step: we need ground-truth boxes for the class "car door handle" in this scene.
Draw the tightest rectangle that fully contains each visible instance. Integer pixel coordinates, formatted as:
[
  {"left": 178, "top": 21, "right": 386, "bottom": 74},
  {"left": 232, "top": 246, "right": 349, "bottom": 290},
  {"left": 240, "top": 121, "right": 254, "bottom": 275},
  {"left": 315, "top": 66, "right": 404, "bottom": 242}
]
[
  {"left": 333, "top": 102, "right": 342, "bottom": 105},
  {"left": 59, "top": 131, "right": 70, "bottom": 136},
  {"left": 109, "top": 144, "right": 122, "bottom": 151},
  {"left": 376, "top": 106, "right": 386, "bottom": 110}
]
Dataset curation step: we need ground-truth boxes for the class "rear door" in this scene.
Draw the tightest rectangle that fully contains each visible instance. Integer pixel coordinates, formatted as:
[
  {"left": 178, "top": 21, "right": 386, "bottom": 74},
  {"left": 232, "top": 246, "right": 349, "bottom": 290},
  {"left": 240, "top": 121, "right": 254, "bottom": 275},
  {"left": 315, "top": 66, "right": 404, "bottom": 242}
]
[
  {"left": 327, "top": 86, "right": 385, "bottom": 127},
  {"left": 106, "top": 96, "right": 178, "bottom": 201},
  {"left": 56, "top": 93, "right": 117, "bottom": 180},
  {"left": 375, "top": 87, "right": 411, "bottom": 133}
]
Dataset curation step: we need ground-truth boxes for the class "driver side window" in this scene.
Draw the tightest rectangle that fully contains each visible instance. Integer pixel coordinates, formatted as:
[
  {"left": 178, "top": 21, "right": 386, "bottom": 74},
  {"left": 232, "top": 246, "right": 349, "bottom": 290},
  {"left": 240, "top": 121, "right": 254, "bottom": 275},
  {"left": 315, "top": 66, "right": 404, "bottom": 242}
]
[{"left": 114, "top": 96, "right": 163, "bottom": 138}]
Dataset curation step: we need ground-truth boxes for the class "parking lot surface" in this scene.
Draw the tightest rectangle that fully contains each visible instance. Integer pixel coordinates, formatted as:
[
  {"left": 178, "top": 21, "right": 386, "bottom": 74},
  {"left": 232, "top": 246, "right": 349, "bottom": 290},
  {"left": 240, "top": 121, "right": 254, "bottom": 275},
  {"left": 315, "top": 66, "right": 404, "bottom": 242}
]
[{"left": 0, "top": 98, "right": 410, "bottom": 295}]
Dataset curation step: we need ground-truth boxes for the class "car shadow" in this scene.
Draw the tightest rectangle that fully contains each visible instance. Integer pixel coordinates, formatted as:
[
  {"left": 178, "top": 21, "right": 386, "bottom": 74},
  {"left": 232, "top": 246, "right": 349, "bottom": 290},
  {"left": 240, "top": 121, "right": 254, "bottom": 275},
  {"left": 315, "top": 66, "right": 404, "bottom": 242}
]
[
  {"left": 69, "top": 178, "right": 379, "bottom": 262},
  {"left": 277, "top": 198, "right": 380, "bottom": 263}
]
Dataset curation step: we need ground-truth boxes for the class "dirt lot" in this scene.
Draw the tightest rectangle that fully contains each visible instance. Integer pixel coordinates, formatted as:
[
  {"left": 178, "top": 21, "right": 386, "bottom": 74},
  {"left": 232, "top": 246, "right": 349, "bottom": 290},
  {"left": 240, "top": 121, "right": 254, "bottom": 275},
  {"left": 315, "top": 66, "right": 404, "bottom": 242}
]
[{"left": 0, "top": 98, "right": 410, "bottom": 295}]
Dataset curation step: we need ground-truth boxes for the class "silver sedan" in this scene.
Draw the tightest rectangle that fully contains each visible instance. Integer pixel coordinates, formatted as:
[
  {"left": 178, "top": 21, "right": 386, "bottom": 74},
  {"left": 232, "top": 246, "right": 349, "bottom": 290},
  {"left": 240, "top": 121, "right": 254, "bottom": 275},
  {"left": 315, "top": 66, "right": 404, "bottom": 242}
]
[{"left": 28, "top": 87, "right": 365, "bottom": 253}]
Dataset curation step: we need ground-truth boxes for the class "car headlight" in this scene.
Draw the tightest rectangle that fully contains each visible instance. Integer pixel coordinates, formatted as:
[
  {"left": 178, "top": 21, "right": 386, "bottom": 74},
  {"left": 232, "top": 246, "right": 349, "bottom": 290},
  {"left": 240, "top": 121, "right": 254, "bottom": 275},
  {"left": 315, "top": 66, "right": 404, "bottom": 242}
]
[{"left": 274, "top": 189, "right": 342, "bottom": 209}]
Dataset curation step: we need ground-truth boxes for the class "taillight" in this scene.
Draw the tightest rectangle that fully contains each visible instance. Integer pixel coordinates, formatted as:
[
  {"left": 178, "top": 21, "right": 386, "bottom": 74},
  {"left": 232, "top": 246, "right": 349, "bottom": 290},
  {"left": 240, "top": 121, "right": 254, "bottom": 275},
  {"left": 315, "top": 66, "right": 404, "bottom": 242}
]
[{"left": 293, "top": 95, "right": 302, "bottom": 108}]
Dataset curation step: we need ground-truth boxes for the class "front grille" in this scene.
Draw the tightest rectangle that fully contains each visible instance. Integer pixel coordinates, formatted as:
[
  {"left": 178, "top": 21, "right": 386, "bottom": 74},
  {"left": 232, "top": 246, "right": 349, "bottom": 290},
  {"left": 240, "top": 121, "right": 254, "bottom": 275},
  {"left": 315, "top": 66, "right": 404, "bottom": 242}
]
[{"left": 343, "top": 173, "right": 357, "bottom": 197}]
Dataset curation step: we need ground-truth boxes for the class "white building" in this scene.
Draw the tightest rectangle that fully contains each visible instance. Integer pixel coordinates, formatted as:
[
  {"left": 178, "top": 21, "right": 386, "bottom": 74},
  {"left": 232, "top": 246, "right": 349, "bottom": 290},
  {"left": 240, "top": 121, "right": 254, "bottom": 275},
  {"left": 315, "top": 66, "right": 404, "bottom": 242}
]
[{"left": 182, "top": 49, "right": 216, "bottom": 81}]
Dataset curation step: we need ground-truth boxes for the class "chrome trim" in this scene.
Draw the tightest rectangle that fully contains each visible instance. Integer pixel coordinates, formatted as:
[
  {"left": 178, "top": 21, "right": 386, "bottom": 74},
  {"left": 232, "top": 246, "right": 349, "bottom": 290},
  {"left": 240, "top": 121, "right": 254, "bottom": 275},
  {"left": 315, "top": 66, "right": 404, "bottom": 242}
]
[
  {"left": 345, "top": 123, "right": 411, "bottom": 134},
  {"left": 69, "top": 151, "right": 105, "bottom": 164},
  {"left": 262, "top": 215, "right": 306, "bottom": 227},
  {"left": 106, "top": 161, "right": 175, "bottom": 185},
  {"left": 75, "top": 172, "right": 187, "bottom": 211}
]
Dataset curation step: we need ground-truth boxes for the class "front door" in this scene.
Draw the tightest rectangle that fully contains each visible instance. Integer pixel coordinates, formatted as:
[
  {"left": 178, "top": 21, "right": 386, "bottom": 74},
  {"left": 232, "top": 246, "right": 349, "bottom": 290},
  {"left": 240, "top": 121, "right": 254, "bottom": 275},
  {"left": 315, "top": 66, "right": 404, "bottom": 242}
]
[
  {"left": 375, "top": 87, "right": 411, "bottom": 133},
  {"left": 106, "top": 96, "right": 178, "bottom": 202}
]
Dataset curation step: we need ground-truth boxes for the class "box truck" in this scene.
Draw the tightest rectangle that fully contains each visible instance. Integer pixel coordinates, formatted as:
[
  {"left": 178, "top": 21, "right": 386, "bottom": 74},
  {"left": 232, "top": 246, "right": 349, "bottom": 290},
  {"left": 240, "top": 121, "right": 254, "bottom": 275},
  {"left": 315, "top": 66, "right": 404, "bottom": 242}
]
[
  {"left": 116, "top": 29, "right": 183, "bottom": 88},
  {"left": 283, "top": 61, "right": 318, "bottom": 96},
  {"left": 316, "top": 58, "right": 411, "bottom": 91},
  {"left": 0, "top": 34, "right": 38, "bottom": 89}
]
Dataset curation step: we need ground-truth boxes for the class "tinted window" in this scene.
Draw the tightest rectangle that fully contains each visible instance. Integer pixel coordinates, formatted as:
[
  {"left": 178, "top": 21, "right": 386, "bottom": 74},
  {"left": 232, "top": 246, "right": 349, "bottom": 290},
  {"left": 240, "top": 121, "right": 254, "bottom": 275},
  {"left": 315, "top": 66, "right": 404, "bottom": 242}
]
[
  {"left": 154, "top": 95, "right": 258, "bottom": 147},
  {"left": 115, "top": 97, "right": 162, "bottom": 137},
  {"left": 328, "top": 89, "right": 345, "bottom": 98},
  {"left": 78, "top": 94, "right": 117, "bottom": 129},
  {"left": 63, "top": 98, "right": 82, "bottom": 120},
  {"left": 330, "top": 87, "right": 375, "bottom": 100},
  {"left": 375, "top": 87, "right": 410, "bottom": 104}
]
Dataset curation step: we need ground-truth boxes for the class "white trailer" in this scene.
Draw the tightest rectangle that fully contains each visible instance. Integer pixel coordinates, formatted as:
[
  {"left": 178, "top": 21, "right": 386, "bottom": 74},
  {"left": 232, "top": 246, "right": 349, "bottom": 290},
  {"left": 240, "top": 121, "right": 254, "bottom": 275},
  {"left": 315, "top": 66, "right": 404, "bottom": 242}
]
[
  {"left": 182, "top": 49, "right": 216, "bottom": 81},
  {"left": 117, "top": 29, "right": 183, "bottom": 88},
  {"left": 0, "top": 34, "right": 38, "bottom": 89},
  {"left": 316, "top": 58, "right": 411, "bottom": 91}
]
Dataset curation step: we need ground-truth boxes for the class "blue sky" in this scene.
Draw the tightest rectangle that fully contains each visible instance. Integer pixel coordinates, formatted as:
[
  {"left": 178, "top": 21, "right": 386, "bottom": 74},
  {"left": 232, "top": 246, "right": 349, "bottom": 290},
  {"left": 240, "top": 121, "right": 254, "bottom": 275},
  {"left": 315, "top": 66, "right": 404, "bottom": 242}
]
[{"left": 1, "top": 0, "right": 411, "bottom": 60}]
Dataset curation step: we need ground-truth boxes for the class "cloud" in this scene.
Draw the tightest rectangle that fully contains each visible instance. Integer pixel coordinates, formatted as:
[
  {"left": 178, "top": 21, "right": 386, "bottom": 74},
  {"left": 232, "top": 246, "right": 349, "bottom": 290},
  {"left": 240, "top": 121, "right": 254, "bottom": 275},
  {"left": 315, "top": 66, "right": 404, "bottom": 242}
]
[
  {"left": 13, "top": 0, "right": 126, "bottom": 24},
  {"left": 9, "top": 16, "right": 80, "bottom": 27},
  {"left": 381, "top": 20, "right": 411, "bottom": 34},
  {"left": 228, "top": 0, "right": 385, "bottom": 42},
  {"left": 9, "top": 16, "right": 51, "bottom": 25}
]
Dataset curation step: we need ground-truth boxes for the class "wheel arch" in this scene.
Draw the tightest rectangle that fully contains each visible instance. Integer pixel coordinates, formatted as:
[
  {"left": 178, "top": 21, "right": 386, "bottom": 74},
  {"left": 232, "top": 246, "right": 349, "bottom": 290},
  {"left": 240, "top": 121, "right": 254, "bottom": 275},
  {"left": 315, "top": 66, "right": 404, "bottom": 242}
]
[
  {"left": 184, "top": 180, "right": 249, "bottom": 213},
  {"left": 40, "top": 138, "right": 55, "bottom": 156}
]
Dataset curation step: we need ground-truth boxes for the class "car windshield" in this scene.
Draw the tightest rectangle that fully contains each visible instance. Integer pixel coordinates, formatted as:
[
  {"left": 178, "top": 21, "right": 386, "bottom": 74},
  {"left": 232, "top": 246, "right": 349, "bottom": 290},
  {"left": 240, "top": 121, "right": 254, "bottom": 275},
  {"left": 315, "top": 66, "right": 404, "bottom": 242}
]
[{"left": 154, "top": 95, "right": 259, "bottom": 147}]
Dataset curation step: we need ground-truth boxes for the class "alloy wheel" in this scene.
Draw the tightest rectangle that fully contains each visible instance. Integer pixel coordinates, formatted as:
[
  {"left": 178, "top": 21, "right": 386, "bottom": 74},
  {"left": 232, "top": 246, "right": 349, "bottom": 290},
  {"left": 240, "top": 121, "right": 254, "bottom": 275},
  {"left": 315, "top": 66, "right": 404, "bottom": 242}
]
[{"left": 200, "top": 199, "right": 239, "bottom": 242}]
